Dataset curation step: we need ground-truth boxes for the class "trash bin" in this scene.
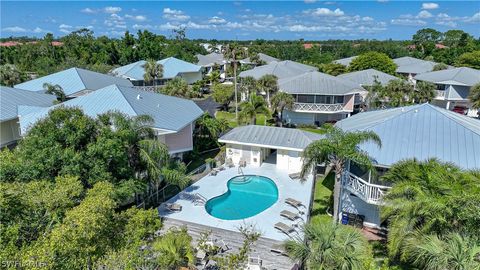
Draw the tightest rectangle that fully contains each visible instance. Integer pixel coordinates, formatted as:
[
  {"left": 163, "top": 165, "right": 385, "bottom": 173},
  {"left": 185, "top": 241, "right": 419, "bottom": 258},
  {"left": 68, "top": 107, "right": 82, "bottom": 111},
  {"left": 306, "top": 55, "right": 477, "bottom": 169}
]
[{"left": 341, "top": 213, "right": 349, "bottom": 225}]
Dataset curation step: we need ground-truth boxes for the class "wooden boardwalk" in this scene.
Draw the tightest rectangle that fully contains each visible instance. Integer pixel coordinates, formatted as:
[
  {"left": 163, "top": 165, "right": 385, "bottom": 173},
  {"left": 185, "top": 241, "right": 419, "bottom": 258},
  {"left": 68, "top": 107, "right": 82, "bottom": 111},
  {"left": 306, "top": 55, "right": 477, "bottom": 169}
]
[{"left": 160, "top": 217, "right": 299, "bottom": 270}]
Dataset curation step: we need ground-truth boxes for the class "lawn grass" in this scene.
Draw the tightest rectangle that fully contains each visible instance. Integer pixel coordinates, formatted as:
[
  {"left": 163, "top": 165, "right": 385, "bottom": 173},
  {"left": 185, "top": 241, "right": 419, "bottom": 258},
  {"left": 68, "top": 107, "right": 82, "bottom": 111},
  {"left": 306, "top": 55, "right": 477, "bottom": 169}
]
[
  {"left": 215, "top": 111, "right": 271, "bottom": 128},
  {"left": 310, "top": 171, "right": 334, "bottom": 224},
  {"left": 300, "top": 127, "right": 326, "bottom": 134}
]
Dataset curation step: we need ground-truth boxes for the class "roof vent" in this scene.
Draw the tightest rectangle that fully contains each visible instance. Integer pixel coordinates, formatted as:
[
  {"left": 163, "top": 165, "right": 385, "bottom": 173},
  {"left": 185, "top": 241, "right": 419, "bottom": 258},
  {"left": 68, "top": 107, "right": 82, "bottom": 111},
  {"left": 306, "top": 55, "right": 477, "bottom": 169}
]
[
  {"left": 414, "top": 109, "right": 418, "bottom": 113},
  {"left": 157, "top": 104, "right": 160, "bottom": 108},
  {"left": 136, "top": 94, "right": 142, "bottom": 100}
]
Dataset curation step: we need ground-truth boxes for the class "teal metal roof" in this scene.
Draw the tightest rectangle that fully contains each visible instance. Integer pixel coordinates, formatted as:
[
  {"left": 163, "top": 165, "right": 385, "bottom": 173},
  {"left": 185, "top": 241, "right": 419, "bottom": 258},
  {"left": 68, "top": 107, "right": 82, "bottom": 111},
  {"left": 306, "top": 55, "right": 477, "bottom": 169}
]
[
  {"left": 112, "top": 57, "right": 202, "bottom": 81},
  {"left": 414, "top": 67, "right": 480, "bottom": 86},
  {"left": 336, "top": 103, "right": 480, "bottom": 169},
  {"left": 14, "top": 67, "right": 133, "bottom": 96},
  {"left": 333, "top": 56, "right": 357, "bottom": 66},
  {"left": 19, "top": 85, "right": 203, "bottom": 134},
  {"left": 0, "top": 86, "right": 56, "bottom": 122},
  {"left": 279, "top": 71, "right": 365, "bottom": 95},
  {"left": 337, "top": 69, "right": 399, "bottom": 86},
  {"left": 239, "top": 60, "right": 317, "bottom": 80}
]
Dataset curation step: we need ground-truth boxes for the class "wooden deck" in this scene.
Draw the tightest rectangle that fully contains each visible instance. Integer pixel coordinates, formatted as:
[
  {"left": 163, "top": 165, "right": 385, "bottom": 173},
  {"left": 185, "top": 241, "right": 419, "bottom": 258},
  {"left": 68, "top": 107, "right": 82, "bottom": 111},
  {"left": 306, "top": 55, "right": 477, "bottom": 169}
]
[{"left": 160, "top": 217, "right": 300, "bottom": 270}]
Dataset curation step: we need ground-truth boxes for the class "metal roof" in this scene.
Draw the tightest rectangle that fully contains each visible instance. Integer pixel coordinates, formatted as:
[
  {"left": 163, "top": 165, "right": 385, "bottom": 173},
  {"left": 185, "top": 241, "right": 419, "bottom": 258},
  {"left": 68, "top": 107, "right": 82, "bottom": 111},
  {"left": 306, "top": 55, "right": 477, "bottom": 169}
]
[
  {"left": 240, "top": 53, "right": 279, "bottom": 65},
  {"left": 337, "top": 69, "right": 400, "bottom": 86},
  {"left": 335, "top": 103, "right": 480, "bottom": 169},
  {"left": 14, "top": 67, "right": 133, "bottom": 96},
  {"left": 0, "top": 86, "right": 56, "bottom": 122},
  {"left": 193, "top": 96, "right": 220, "bottom": 117},
  {"left": 19, "top": 84, "right": 203, "bottom": 134},
  {"left": 196, "top": 52, "right": 227, "bottom": 67},
  {"left": 333, "top": 56, "right": 357, "bottom": 66},
  {"left": 414, "top": 67, "right": 480, "bottom": 87},
  {"left": 219, "top": 125, "right": 323, "bottom": 151},
  {"left": 393, "top": 56, "right": 451, "bottom": 75},
  {"left": 112, "top": 57, "right": 202, "bottom": 81},
  {"left": 278, "top": 71, "right": 365, "bottom": 95},
  {"left": 239, "top": 60, "right": 317, "bottom": 80}
]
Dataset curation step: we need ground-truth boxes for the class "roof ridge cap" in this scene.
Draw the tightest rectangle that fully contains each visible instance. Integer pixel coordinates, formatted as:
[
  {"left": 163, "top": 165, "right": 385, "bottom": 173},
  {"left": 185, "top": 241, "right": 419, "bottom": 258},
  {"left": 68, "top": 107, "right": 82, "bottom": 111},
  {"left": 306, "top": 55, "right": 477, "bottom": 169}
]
[
  {"left": 73, "top": 67, "right": 88, "bottom": 90},
  {"left": 359, "top": 104, "right": 424, "bottom": 130},
  {"left": 115, "top": 85, "right": 139, "bottom": 116}
]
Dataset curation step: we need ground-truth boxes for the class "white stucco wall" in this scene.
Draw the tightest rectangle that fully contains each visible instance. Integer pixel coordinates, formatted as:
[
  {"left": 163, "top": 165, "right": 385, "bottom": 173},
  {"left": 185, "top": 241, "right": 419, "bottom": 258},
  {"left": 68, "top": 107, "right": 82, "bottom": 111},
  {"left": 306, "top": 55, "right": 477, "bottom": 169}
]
[
  {"left": 276, "top": 149, "right": 303, "bottom": 173},
  {"left": 341, "top": 192, "right": 381, "bottom": 228},
  {"left": 164, "top": 123, "right": 194, "bottom": 154},
  {"left": 0, "top": 119, "right": 21, "bottom": 147}
]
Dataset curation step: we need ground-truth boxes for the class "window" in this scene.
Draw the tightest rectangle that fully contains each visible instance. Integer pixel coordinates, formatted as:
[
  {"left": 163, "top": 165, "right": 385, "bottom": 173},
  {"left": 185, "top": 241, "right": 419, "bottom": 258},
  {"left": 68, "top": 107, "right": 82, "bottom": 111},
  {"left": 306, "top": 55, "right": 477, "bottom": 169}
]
[
  {"left": 325, "top": 96, "right": 333, "bottom": 104},
  {"left": 315, "top": 95, "right": 326, "bottom": 103},
  {"left": 334, "top": 96, "right": 344, "bottom": 104},
  {"left": 436, "top": 84, "right": 446, "bottom": 91},
  {"left": 297, "top": 95, "right": 315, "bottom": 103}
]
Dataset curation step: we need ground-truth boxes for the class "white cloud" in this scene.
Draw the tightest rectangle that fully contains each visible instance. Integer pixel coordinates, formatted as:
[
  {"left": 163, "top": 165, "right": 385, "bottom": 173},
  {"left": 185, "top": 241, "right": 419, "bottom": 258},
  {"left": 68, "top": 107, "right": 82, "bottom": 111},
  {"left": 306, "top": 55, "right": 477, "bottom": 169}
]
[
  {"left": 125, "top": 14, "right": 147, "bottom": 22},
  {"left": 391, "top": 18, "right": 427, "bottom": 26},
  {"left": 132, "top": 24, "right": 153, "bottom": 29},
  {"left": 436, "top": 21, "right": 457, "bottom": 27},
  {"left": 417, "top": 10, "right": 433, "bottom": 19},
  {"left": 304, "top": 0, "right": 317, "bottom": 3},
  {"left": 59, "top": 24, "right": 72, "bottom": 29},
  {"left": 465, "top": 12, "right": 480, "bottom": 23},
  {"left": 104, "top": 13, "right": 126, "bottom": 29},
  {"left": 163, "top": 8, "right": 190, "bottom": 21},
  {"left": 81, "top": 8, "right": 97, "bottom": 14},
  {"left": 422, "top": 3, "right": 439, "bottom": 10},
  {"left": 2, "top": 26, "right": 27, "bottom": 32},
  {"left": 208, "top": 16, "right": 227, "bottom": 24},
  {"left": 104, "top": 6, "right": 122, "bottom": 14},
  {"left": 305, "top": 8, "right": 345, "bottom": 16}
]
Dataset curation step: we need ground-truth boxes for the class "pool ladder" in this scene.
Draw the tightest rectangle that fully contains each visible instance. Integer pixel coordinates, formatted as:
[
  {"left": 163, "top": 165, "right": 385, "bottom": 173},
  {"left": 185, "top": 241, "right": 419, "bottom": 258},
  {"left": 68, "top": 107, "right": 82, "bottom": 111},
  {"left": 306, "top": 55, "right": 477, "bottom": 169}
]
[
  {"left": 193, "top": 193, "right": 207, "bottom": 206},
  {"left": 238, "top": 166, "right": 244, "bottom": 176}
]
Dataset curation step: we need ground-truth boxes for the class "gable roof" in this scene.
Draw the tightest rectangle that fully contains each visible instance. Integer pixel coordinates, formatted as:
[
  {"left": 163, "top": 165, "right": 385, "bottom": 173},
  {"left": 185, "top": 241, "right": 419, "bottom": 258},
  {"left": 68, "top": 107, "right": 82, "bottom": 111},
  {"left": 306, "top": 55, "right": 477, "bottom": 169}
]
[
  {"left": 414, "top": 67, "right": 480, "bottom": 87},
  {"left": 239, "top": 60, "right": 317, "bottom": 80},
  {"left": 335, "top": 103, "right": 480, "bottom": 169},
  {"left": 337, "top": 69, "right": 400, "bottom": 86},
  {"left": 333, "top": 56, "right": 357, "bottom": 66},
  {"left": 196, "top": 52, "right": 227, "bottom": 67},
  {"left": 14, "top": 67, "right": 133, "bottom": 96},
  {"left": 193, "top": 96, "right": 220, "bottom": 117},
  {"left": 393, "top": 56, "right": 451, "bottom": 75},
  {"left": 112, "top": 57, "right": 202, "bottom": 81},
  {"left": 19, "top": 85, "right": 203, "bottom": 134},
  {"left": 279, "top": 71, "right": 365, "bottom": 95},
  {"left": 0, "top": 86, "right": 56, "bottom": 122},
  {"left": 240, "top": 53, "right": 279, "bottom": 65},
  {"left": 219, "top": 125, "right": 323, "bottom": 151}
]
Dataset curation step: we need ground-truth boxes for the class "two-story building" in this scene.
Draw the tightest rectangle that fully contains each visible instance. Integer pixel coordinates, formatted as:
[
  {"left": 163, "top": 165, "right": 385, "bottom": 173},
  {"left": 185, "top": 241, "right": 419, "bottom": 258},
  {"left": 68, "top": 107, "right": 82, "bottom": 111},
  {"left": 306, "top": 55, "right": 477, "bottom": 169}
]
[
  {"left": 196, "top": 52, "right": 229, "bottom": 80},
  {"left": 335, "top": 103, "right": 480, "bottom": 228},
  {"left": 414, "top": 67, "right": 480, "bottom": 117},
  {"left": 279, "top": 71, "right": 366, "bottom": 126},
  {"left": 19, "top": 84, "right": 204, "bottom": 158}
]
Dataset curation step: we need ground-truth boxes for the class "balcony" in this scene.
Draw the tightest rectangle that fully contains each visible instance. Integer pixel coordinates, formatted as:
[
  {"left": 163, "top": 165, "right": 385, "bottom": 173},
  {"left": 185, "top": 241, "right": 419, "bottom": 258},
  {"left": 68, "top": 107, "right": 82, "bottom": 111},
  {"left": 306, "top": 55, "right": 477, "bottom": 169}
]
[
  {"left": 342, "top": 172, "right": 391, "bottom": 205},
  {"left": 434, "top": 90, "right": 446, "bottom": 100},
  {"left": 293, "top": 102, "right": 347, "bottom": 113}
]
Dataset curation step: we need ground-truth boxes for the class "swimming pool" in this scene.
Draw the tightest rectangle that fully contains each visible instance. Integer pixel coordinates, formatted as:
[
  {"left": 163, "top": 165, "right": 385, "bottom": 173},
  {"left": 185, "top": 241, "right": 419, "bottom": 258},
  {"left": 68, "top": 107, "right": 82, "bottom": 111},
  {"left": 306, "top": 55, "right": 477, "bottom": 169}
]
[{"left": 205, "top": 175, "right": 279, "bottom": 220}]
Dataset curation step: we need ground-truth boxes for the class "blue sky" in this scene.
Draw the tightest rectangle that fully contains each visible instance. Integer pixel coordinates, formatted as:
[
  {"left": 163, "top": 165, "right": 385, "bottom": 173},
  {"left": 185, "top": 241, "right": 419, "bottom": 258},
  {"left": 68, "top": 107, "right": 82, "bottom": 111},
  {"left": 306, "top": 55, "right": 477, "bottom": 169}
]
[{"left": 1, "top": 1, "right": 479, "bottom": 40}]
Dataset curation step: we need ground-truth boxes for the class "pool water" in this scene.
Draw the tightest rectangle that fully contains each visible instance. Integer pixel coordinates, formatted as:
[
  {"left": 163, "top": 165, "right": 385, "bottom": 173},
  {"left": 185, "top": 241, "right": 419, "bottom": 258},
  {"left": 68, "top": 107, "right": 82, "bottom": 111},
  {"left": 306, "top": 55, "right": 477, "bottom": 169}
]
[{"left": 205, "top": 175, "right": 279, "bottom": 220}]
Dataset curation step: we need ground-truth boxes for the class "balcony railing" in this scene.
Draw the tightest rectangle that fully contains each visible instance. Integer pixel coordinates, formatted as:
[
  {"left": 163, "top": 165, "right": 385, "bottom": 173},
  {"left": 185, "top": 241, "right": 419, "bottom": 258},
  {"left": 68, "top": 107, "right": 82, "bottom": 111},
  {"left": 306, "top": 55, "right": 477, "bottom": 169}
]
[
  {"left": 343, "top": 172, "right": 391, "bottom": 205},
  {"left": 293, "top": 102, "right": 346, "bottom": 113},
  {"left": 434, "top": 90, "right": 446, "bottom": 100}
]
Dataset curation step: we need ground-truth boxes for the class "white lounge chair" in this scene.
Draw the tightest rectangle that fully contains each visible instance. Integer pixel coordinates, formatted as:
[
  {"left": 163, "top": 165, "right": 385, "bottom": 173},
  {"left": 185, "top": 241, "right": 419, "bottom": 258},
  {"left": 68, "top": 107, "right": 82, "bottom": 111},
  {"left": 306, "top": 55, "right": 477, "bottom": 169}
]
[
  {"left": 247, "top": 256, "right": 263, "bottom": 270},
  {"left": 270, "top": 244, "right": 288, "bottom": 256},
  {"left": 288, "top": 172, "right": 301, "bottom": 180},
  {"left": 285, "top": 198, "right": 305, "bottom": 209},
  {"left": 164, "top": 203, "right": 182, "bottom": 212},
  {"left": 280, "top": 210, "right": 301, "bottom": 221}
]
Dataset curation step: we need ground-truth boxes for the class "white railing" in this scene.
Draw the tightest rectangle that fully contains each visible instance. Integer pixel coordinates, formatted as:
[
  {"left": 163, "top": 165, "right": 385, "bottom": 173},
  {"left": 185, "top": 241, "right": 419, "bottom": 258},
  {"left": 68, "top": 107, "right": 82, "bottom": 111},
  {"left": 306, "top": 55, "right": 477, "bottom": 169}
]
[
  {"left": 434, "top": 90, "right": 446, "bottom": 100},
  {"left": 293, "top": 102, "right": 346, "bottom": 113},
  {"left": 342, "top": 172, "right": 391, "bottom": 205}
]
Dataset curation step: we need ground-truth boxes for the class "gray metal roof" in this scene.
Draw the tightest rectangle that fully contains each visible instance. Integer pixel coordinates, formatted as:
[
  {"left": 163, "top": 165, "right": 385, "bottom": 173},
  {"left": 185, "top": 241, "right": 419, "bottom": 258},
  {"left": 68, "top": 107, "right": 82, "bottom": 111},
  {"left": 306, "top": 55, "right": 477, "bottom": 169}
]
[
  {"left": 335, "top": 103, "right": 480, "bottom": 169},
  {"left": 14, "top": 67, "right": 133, "bottom": 96},
  {"left": 337, "top": 69, "right": 400, "bottom": 86},
  {"left": 393, "top": 56, "right": 451, "bottom": 75},
  {"left": 241, "top": 53, "right": 279, "bottom": 65},
  {"left": 0, "top": 86, "right": 56, "bottom": 122},
  {"left": 219, "top": 125, "right": 323, "bottom": 151},
  {"left": 19, "top": 84, "right": 203, "bottom": 134},
  {"left": 278, "top": 71, "right": 365, "bottom": 95},
  {"left": 414, "top": 67, "right": 480, "bottom": 86},
  {"left": 239, "top": 60, "right": 317, "bottom": 80},
  {"left": 333, "top": 56, "right": 357, "bottom": 66},
  {"left": 196, "top": 53, "right": 227, "bottom": 67}
]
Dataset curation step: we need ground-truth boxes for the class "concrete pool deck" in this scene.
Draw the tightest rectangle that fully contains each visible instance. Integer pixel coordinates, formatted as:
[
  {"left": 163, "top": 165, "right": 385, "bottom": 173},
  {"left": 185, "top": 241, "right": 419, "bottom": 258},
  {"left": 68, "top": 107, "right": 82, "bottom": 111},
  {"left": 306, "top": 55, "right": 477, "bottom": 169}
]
[{"left": 158, "top": 160, "right": 315, "bottom": 241}]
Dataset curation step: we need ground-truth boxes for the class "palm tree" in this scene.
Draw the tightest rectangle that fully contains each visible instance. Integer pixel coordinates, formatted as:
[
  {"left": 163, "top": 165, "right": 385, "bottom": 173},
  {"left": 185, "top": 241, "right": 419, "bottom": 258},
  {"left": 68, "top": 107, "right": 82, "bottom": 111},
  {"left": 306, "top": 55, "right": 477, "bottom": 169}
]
[
  {"left": 142, "top": 59, "right": 163, "bottom": 89},
  {"left": 239, "top": 93, "right": 269, "bottom": 125},
  {"left": 414, "top": 81, "right": 436, "bottom": 103},
  {"left": 239, "top": 76, "right": 257, "bottom": 101},
  {"left": 0, "top": 64, "right": 24, "bottom": 86},
  {"left": 43, "top": 83, "right": 67, "bottom": 102},
  {"left": 301, "top": 125, "right": 381, "bottom": 222},
  {"left": 224, "top": 43, "right": 241, "bottom": 121},
  {"left": 284, "top": 221, "right": 373, "bottom": 270},
  {"left": 468, "top": 83, "right": 480, "bottom": 110},
  {"left": 271, "top": 92, "right": 294, "bottom": 127},
  {"left": 380, "top": 159, "right": 480, "bottom": 259},
  {"left": 161, "top": 77, "right": 190, "bottom": 97},
  {"left": 153, "top": 228, "right": 195, "bottom": 269},
  {"left": 257, "top": 74, "right": 278, "bottom": 108},
  {"left": 404, "top": 232, "right": 480, "bottom": 270}
]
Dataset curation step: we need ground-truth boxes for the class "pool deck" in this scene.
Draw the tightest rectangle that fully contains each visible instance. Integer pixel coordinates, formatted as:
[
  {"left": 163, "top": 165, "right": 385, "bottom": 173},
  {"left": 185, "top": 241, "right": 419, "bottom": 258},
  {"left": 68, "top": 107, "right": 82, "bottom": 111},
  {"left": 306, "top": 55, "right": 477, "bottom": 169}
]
[{"left": 158, "top": 159, "right": 315, "bottom": 241}]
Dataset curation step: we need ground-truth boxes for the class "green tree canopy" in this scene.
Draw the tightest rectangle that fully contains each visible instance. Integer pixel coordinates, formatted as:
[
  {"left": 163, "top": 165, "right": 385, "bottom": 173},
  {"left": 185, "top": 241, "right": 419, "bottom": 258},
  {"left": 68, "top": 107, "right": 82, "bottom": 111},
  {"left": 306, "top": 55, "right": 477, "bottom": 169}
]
[
  {"left": 348, "top": 52, "right": 397, "bottom": 75},
  {"left": 455, "top": 50, "right": 480, "bottom": 69},
  {"left": 468, "top": 83, "right": 480, "bottom": 109},
  {"left": 212, "top": 83, "right": 234, "bottom": 110}
]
